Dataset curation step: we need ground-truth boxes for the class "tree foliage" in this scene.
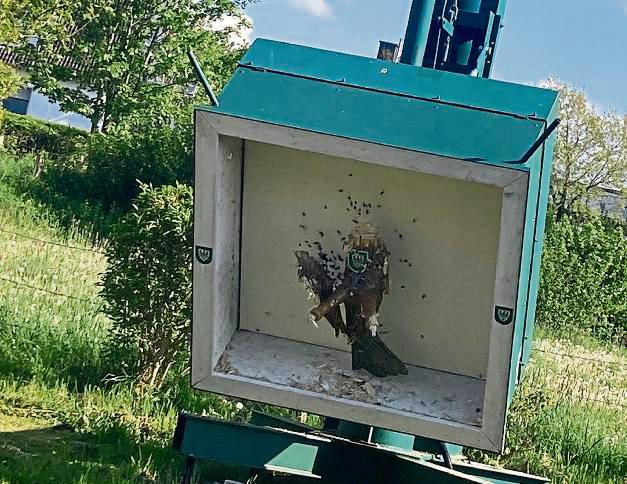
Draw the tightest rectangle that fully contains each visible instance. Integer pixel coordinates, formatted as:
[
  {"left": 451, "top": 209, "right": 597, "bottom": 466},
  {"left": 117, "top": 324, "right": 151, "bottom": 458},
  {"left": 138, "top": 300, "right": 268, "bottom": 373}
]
[
  {"left": 0, "top": 109, "right": 194, "bottom": 235},
  {"left": 0, "top": 0, "right": 20, "bottom": 42},
  {"left": 0, "top": 0, "right": 71, "bottom": 100},
  {"left": 0, "top": 62, "right": 22, "bottom": 103},
  {"left": 0, "top": 0, "right": 23, "bottom": 100},
  {"left": 19, "top": 0, "right": 252, "bottom": 132},
  {"left": 101, "top": 182, "right": 193, "bottom": 387},
  {"left": 82, "top": 119, "right": 193, "bottom": 210},
  {"left": 547, "top": 79, "right": 627, "bottom": 220}
]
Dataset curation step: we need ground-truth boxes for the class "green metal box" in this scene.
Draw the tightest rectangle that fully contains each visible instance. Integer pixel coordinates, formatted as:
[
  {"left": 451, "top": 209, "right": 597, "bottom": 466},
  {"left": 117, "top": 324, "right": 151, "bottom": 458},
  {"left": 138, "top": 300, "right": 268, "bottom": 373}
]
[{"left": 191, "top": 39, "right": 559, "bottom": 452}]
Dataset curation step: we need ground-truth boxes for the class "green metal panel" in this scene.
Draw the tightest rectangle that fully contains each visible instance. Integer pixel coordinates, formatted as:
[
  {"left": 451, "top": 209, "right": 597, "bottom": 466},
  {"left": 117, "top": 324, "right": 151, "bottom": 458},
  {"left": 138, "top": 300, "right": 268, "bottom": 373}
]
[
  {"left": 507, "top": 108, "right": 558, "bottom": 402},
  {"left": 206, "top": 68, "right": 545, "bottom": 168},
  {"left": 235, "top": 39, "right": 557, "bottom": 121},
  {"left": 250, "top": 410, "right": 315, "bottom": 433},
  {"left": 252, "top": 412, "right": 463, "bottom": 457},
  {"left": 206, "top": 40, "right": 558, "bottom": 169},
  {"left": 521, "top": 100, "right": 560, "bottom": 366},
  {"left": 174, "top": 413, "right": 484, "bottom": 482},
  {"left": 371, "top": 427, "right": 416, "bottom": 451},
  {"left": 507, "top": 149, "right": 542, "bottom": 403},
  {"left": 413, "top": 436, "right": 464, "bottom": 457},
  {"left": 175, "top": 414, "right": 321, "bottom": 476},
  {"left": 399, "top": 0, "right": 438, "bottom": 66}
]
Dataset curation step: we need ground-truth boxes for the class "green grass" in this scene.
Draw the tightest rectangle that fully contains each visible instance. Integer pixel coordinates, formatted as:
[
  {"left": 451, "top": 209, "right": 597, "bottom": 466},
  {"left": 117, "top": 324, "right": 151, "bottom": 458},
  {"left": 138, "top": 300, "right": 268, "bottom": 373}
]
[
  {"left": 0, "top": 151, "right": 626, "bottom": 483},
  {"left": 0, "top": 378, "right": 257, "bottom": 483},
  {"left": 0, "top": 156, "right": 109, "bottom": 389},
  {"left": 0, "top": 411, "right": 188, "bottom": 483},
  {"left": 470, "top": 337, "right": 627, "bottom": 483},
  {"left": 0, "top": 152, "right": 317, "bottom": 482}
]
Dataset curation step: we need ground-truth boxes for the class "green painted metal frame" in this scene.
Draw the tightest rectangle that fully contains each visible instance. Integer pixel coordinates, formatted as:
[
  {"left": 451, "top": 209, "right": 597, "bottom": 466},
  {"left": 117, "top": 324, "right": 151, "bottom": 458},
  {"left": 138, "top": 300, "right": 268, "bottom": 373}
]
[
  {"left": 173, "top": 412, "right": 549, "bottom": 484},
  {"left": 235, "top": 39, "right": 556, "bottom": 122},
  {"left": 400, "top": 0, "right": 438, "bottom": 66},
  {"left": 210, "top": 40, "right": 557, "bottom": 170},
  {"left": 184, "top": 38, "right": 559, "bottom": 480},
  {"left": 198, "top": 37, "right": 560, "bottom": 407}
]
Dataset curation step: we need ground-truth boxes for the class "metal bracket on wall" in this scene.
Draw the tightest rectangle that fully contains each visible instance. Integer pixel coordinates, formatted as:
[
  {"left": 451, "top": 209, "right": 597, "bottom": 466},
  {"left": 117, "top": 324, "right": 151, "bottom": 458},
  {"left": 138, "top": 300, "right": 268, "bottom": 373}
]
[{"left": 517, "top": 118, "right": 561, "bottom": 164}]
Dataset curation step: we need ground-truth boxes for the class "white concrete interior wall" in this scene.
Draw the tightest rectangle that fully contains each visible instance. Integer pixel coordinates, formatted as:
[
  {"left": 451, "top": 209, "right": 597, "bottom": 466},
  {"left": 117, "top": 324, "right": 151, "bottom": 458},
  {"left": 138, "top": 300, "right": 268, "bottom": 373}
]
[{"left": 239, "top": 141, "right": 504, "bottom": 379}]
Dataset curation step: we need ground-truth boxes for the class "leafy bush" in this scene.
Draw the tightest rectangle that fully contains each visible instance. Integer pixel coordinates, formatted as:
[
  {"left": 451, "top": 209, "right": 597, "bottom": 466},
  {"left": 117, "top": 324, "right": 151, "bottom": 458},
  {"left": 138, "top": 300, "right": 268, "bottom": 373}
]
[
  {"left": 34, "top": 115, "right": 192, "bottom": 217},
  {"left": 0, "top": 113, "right": 193, "bottom": 236},
  {"left": 0, "top": 149, "right": 34, "bottom": 192},
  {"left": 101, "top": 182, "right": 193, "bottom": 388},
  {"left": 537, "top": 212, "right": 627, "bottom": 344},
  {"left": 81, "top": 119, "right": 193, "bottom": 211}
]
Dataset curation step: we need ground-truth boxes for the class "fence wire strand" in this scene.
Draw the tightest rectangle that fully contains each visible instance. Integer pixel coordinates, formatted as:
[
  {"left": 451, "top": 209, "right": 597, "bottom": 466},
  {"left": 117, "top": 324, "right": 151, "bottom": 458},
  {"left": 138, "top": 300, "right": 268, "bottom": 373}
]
[
  {"left": 534, "top": 348, "right": 627, "bottom": 367},
  {"left": 0, "top": 275, "right": 101, "bottom": 305},
  {"left": 0, "top": 235, "right": 624, "bottom": 409},
  {"left": 0, "top": 227, "right": 106, "bottom": 254},
  {"left": 582, "top": 398, "right": 626, "bottom": 409}
]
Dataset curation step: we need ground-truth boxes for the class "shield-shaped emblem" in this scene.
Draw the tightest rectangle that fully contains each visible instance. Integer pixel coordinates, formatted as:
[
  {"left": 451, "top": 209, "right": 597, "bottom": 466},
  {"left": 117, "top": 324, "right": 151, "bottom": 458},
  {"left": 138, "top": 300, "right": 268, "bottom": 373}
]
[
  {"left": 347, "top": 250, "right": 371, "bottom": 274},
  {"left": 494, "top": 306, "right": 514, "bottom": 325},
  {"left": 195, "top": 246, "right": 213, "bottom": 265}
]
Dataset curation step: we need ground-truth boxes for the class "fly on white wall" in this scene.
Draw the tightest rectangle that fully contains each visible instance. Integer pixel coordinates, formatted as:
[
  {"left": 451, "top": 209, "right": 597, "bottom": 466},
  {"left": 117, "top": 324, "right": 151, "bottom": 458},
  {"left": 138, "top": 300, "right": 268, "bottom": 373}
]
[{"left": 191, "top": 109, "right": 529, "bottom": 452}]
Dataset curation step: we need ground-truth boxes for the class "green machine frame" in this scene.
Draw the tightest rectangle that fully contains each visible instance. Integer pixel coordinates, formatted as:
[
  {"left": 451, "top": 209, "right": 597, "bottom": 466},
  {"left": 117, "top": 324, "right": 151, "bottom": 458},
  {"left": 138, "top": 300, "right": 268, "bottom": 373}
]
[
  {"left": 176, "top": 1, "right": 559, "bottom": 482},
  {"left": 174, "top": 412, "right": 549, "bottom": 483}
]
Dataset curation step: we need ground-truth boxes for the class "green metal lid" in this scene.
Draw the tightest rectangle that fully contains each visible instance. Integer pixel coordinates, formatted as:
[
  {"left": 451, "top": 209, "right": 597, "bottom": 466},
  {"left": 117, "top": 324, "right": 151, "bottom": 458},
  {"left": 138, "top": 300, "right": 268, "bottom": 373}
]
[{"left": 202, "top": 39, "right": 559, "bottom": 169}]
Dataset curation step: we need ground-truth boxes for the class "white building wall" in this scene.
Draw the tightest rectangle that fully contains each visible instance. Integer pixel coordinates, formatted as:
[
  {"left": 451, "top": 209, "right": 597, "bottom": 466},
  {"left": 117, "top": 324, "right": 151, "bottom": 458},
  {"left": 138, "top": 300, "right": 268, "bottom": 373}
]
[
  {"left": 25, "top": 88, "right": 92, "bottom": 130},
  {"left": 3, "top": 72, "right": 94, "bottom": 130},
  {"left": 586, "top": 189, "right": 627, "bottom": 221}
]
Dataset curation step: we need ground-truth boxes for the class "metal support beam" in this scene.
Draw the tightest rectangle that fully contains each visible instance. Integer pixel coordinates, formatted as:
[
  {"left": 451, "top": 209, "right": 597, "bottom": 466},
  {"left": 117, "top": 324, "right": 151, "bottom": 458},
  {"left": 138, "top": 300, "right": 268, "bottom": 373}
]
[
  {"left": 399, "top": 0, "right": 508, "bottom": 78},
  {"left": 173, "top": 413, "right": 549, "bottom": 484},
  {"left": 187, "top": 49, "right": 220, "bottom": 107},
  {"left": 459, "top": 0, "right": 482, "bottom": 13},
  {"left": 400, "top": 0, "right": 438, "bottom": 66}
]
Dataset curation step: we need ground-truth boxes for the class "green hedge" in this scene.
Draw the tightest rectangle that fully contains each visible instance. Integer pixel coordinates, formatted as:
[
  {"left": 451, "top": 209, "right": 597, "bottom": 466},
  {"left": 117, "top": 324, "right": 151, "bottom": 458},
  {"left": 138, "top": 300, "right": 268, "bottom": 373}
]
[
  {"left": 0, "top": 110, "right": 89, "bottom": 159},
  {"left": 537, "top": 212, "right": 627, "bottom": 344},
  {"left": 81, "top": 121, "right": 193, "bottom": 211},
  {"left": 0, "top": 112, "right": 192, "bottom": 235}
]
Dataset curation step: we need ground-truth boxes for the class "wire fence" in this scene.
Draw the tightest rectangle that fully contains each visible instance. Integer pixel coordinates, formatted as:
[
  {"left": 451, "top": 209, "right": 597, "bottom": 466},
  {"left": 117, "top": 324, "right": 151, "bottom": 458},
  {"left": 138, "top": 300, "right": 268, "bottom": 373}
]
[
  {"left": 530, "top": 347, "right": 627, "bottom": 410},
  {"left": 0, "top": 275, "right": 101, "bottom": 305},
  {"left": 534, "top": 347, "right": 627, "bottom": 367},
  {"left": 580, "top": 398, "right": 626, "bottom": 409},
  {"left": 0, "top": 227, "right": 106, "bottom": 254},
  {"left": 0, "top": 224, "right": 625, "bottom": 411}
]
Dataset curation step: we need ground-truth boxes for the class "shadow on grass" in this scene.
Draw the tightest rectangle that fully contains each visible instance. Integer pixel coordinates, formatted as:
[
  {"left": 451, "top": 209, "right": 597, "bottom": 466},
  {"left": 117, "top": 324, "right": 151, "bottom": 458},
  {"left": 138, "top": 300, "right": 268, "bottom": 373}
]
[
  {"left": 25, "top": 167, "right": 123, "bottom": 240},
  {"left": 0, "top": 153, "right": 122, "bottom": 240},
  {"left": 0, "top": 421, "right": 252, "bottom": 483}
]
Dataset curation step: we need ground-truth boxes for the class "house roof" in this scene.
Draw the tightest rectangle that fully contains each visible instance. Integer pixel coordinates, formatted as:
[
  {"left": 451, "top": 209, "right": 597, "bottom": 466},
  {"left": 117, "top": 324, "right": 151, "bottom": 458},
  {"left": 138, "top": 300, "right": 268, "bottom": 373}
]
[
  {"left": 0, "top": 44, "right": 88, "bottom": 74},
  {"left": 201, "top": 39, "right": 560, "bottom": 169}
]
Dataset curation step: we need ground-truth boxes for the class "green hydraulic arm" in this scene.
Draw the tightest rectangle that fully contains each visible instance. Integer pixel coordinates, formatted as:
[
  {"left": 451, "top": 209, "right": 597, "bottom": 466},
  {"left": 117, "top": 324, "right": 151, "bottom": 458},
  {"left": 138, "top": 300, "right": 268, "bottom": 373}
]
[{"left": 400, "top": 0, "right": 509, "bottom": 78}]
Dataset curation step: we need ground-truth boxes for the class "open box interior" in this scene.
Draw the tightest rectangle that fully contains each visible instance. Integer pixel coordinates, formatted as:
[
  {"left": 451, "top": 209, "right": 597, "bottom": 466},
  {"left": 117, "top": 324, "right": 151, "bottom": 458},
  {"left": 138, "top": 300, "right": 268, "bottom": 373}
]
[{"left": 192, "top": 111, "right": 529, "bottom": 451}]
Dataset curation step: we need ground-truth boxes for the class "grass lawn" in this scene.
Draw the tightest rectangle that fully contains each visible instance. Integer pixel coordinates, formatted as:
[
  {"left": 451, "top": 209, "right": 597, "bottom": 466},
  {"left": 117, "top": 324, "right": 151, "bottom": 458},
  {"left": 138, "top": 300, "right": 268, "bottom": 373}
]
[
  {"left": 0, "top": 153, "right": 625, "bottom": 483},
  {"left": 0, "top": 411, "right": 186, "bottom": 483},
  {"left": 470, "top": 337, "right": 626, "bottom": 482}
]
